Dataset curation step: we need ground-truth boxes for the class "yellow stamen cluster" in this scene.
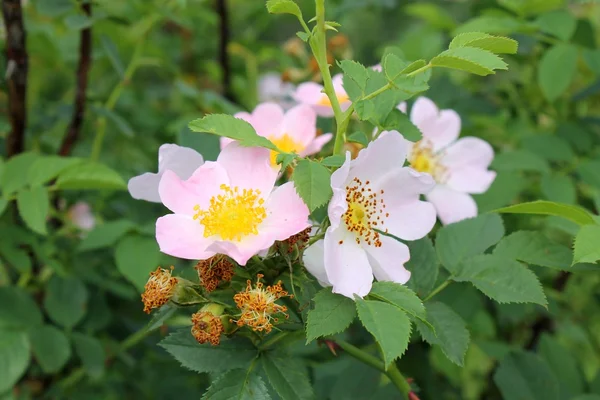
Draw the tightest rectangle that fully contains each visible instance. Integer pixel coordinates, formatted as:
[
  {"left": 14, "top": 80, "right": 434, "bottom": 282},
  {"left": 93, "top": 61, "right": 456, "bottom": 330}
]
[
  {"left": 193, "top": 184, "right": 266, "bottom": 242},
  {"left": 408, "top": 141, "right": 446, "bottom": 182},
  {"left": 191, "top": 311, "right": 224, "bottom": 346},
  {"left": 343, "top": 177, "right": 389, "bottom": 247},
  {"left": 195, "top": 256, "right": 235, "bottom": 292},
  {"left": 317, "top": 93, "right": 350, "bottom": 107},
  {"left": 269, "top": 134, "right": 304, "bottom": 166},
  {"left": 232, "top": 274, "right": 289, "bottom": 333},
  {"left": 141, "top": 267, "right": 177, "bottom": 314}
]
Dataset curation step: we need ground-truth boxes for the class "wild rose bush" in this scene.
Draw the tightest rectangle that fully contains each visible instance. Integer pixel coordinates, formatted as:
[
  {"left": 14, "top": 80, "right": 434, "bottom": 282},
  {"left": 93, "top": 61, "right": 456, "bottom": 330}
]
[{"left": 2, "top": 0, "right": 600, "bottom": 399}]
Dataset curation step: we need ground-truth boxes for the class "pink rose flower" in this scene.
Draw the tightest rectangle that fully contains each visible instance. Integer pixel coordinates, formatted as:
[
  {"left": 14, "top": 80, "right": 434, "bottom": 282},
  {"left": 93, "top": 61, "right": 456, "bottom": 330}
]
[{"left": 293, "top": 74, "right": 351, "bottom": 117}]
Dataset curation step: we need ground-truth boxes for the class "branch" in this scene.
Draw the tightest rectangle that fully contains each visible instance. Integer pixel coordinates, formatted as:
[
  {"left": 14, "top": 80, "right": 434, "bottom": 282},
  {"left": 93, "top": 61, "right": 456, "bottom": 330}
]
[
  {"left": 216, "top": 0, "right": 233, "bottom": 101},
  {"left": 59, "top": 1, "right": 92, "bottom": 156},
  {"left": 2, "top": 0, "right": 28, "bottom": 158}
]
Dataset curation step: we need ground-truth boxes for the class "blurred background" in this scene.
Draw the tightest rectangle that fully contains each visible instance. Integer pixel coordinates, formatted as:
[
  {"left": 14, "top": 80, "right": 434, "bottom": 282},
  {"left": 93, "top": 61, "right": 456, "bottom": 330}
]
[{"left": 2, "top": 0, "right": 600, "bottom": 399}]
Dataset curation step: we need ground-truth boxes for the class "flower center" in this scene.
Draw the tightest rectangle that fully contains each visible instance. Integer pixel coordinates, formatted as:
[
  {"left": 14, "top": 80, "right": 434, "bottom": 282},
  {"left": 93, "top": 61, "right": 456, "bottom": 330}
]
[
  {"left": 233, "top": 274, "right": 289, "bottom": 333},
  {"left": 342, "top": 177, "right": 389, "bottom": 247},
  {"left": 409, "top": 141, "right": 446, "bottom": 181},
  {"left": 269, "top": 134, "right": 304, "bottom": 166},
  {"left": 193, "top": 184, "right": 266, "bottom": 242},
  {"left": 317, "top": 92, "right": 350, "bottom": 106}
]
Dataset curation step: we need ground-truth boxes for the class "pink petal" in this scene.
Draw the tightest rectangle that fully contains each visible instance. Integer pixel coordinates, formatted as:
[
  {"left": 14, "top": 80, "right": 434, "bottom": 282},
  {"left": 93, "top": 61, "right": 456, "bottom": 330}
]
[
  {"left": 262, "top": 182, "right": 310, "bottom": 241},
  {"left": 410, "top": 97, "right": 460, "bottom": 151},
  {"left": 158, "top": 163, "right": 228, "bottom": 215},
  {"left": 246, "top": 103, "right": 284, "bottom": 137},
  {"left": 371, "top": 64, "right": 382, "bottom": 72},
  {"left": 383, "top": 199, "right": 437, "bottom": 241},
  {"left": 324, "top": 226, "right": 373, "bottom": 298},
  {"left": 446, "top": 167, "right": 496, "bottom": 194},
  {"left": 217, "top": 142, "right": 278, "bottom": 195},
  {"left": 352, "top": 132, "right": 409, "bottom": 184},
  {"left": 304, "top": 239, "right": 332, "bottom": 287},
  {"left": 128, "top": 172, "right": 162, "bottom": 203},
  {"left": 328, "top": 153, "right": 351, "bottom": 231},
  {"left": 313, "top": 105, "right": 336, "bottom": 118},
  {"left": 157, "top": 144, "right": 205, "bottom": 179},
  {"left": 282, "top": 104, "right": 317, "bottom": 147},
  {"left": 441, "top": 137, "right": 495, "bottom": 169},
  {"left": 293, "top": 82, "right": 324, "bottom": 106},
  {"left": 332, "top": 74, "right": 346, "bottom": 94},
  {"left": 364, "top": 235, "right": 411, "bottom": 284},
  {"left": 220, "top": 137, "right": 235, "bottom": 150},
  {"left": 426, "top": 185, "right": 477, "bottom": 225},
  {"left": 156, "top": 214, "right": 216, "bottom": 260},
  {"left": 207, "top": 236, "right": 273, "bottom": 266},
  {"left": 376, "top": 167, "right": 435, "bottom": 207},
  {"left": 300, "top": 133, "right": 333, "bottom": 156},
  {"left": 397, "top": 102, "right": 407, "bottom": 113}
]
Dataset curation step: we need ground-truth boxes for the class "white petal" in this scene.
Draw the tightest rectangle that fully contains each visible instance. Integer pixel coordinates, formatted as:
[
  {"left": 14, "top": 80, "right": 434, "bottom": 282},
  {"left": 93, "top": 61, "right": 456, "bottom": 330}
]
[
  {"left": 426, "top": 185, "right": 477, "bottom": 225},
  {"left": 351, "top": 131, "right": 409, "bottom": 183},
  {"left": 157, "top": 144, "right": 205, "bottom": 179},
  {"left": 410, "top": 97, "right": 460, "bottom": 151},
  {"left": 441, "top": 137, "right": 495, "bottom": 169},
  {"left": 364, "top": 235, "right": 411, "bottom": 284},
  {"left": 384, "top": 199, "right": 436, "bottom": 241},
  {"left": 303, "top": 240, "right": 332, "bottom": 287},
  {"left": 128, "top": 172, "right": 162, "bottom": 203},
  {"left": 446, "top": 168, "right": 496, "bottom": 194}
]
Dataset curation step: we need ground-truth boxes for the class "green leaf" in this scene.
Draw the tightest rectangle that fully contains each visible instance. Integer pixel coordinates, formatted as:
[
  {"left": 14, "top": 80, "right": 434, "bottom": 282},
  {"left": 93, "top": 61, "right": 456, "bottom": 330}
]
[
  {"left": 64, "top": 14, "right": 93, "bottom": 30},
  {"left": 261, "top": 353, "right": 313, "bottom": 400},
  {"left": 347, "top": 131, "right": 369, "bottom": 147},
  {"left": 55, "top": 161, "right": 127, "bottom": 190},
  {"left": 538, "top": 334, "right": 585, "bottom": 398},
  {"left": 0, "top": 330, "right": 30, "bottom": 393},
  {"left": 78, "top": 220, "right": 136, "bottom": 252},
  {"left": 16, "top": 187, "right": 50, "bottom": 235},
  {"left": 436, "top": 213, "right": 505, "bottom": 269},
  {"left": 321, "top": 155, "right": 346, "bottom": 168},
  {"left": 369, "top": 281, "right": 426, "bottom": 324},
  {"left": 405, "top": 238, "right": 439, "bottom": 297},
  {"left": 44, "top": 275, "right": 89, "bottom": 329},
  {"left": 577, "top": 160, "right": 600, "bottom": 189},
  {"left": 27, "top": 156, "right": 83, "bottom": 186},
  {"left": 541, "top": 174, "right": 576, "bottom": 204},
  {"left": 430, "top": 47, "right": 507, "bottom": 76},
  {"left": 355, "top": 298, "right": 411, "bottom": 368},
  {"left": 491, "top": 149, "right": 550, "bottom": 173},
  {"left": 451, "top": 254, "right": 547, "bottom": 306},
  {"left": 147, "top": 303, "right": 177, "bottom": 331},
  {"left": 0, "top": 152, "right": 39, "bottom": 196},
  {"left": 493, "top": 352, "right": 559, "bottom": 400},
  {"left": 189, "top": 114, "right": 278, "bottom": 151},
  {"left": 494, "top": 201, "right": 595, "bottom": 226},
  {"left": 72, "top": 333, "right": 105, "bottom": 379},
  {"left": 538, "top": 44, "right": 578, "bottom": 102},
  {"left": 573, "top": 225, "right": 600, "bottom": 265},
  {"left": 100, "top": 35, "right": 125, "bottom": 78},
  {"left": 0, "top": 287, "right": 43, "bottom": 330},
  {"left": 474, "top": 171, "right": 527, "bottom": 213},
  {"left": 383, "top": 54, "right": 430, "bottom": 94},
  {"left": 266, "top": 0, "right": 302, "bottom": 19},
  {"left": 202, "top": 369, "right": 270, "bottom": 400},
  {"left": 454, "top": 16, "right": 522, "bottom": 35},
  {"left": 292, "top": 159, "right": 333, "bottom": 212},
  {"left": 306, "top": 288, "right": 356, "bottom": 343},
  {"left": 276, "top": 153, "right": 297, "bottom": 170},
  {"left": 522, "top": 135, "right": 575, "bottom": 163},
  {"left": 415, "top": 302, "right": 469, "bottom": 366},
  {"left": 159, "top": 329, "right": 258, "bottom": 373},
  {"left": 536, "top": 10, "right": 577, "bottom": 41},
  {"left": 449, "top": 32, "right": 518, "bottom": 54},
  {"left": 494, "top": 231, "right": 573, "bottom": 270},
  {"left": 379, "top": 109, "right": 422, "bottom": 142},
  {"left": 114, "top": 235, "right": 161, "bottom": 291},
  {"left": 0, "top": 243, "right": 32, "bottom": 274},
  {"left": 29, "top": 325, "right": 71, "bottom": 373}
]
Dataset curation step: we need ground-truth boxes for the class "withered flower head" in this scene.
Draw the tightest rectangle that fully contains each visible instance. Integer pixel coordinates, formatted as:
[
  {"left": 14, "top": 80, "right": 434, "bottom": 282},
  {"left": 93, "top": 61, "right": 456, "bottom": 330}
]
[
  {"left": 195, "top": 256, "right": 235, "bottom": 292},
  {"left": 232, "top": 274, "right": 289, "bottom": 333},
  {"left": 283, "top": 227, "right": 311, "bottom": 254},
  {"left": 141, "top": 266, "right": 177, "bottom": 314},
  {"left": 191, "top": 311, "right": 224, "bottom": 346}
]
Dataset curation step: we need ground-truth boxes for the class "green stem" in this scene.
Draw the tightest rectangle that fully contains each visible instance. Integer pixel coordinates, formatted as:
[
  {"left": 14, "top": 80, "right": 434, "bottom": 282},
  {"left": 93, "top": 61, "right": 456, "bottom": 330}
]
[
  {"left": 423, "top": 279, "right": 451, "bottom": 302},
  {"left": 387, "top": 363, "right": 412, "bottom": 397}
]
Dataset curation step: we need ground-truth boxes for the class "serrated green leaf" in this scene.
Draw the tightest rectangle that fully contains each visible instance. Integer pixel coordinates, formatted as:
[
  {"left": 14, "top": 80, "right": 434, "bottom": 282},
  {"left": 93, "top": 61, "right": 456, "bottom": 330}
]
[
  {"left": 415, "top": 302, "right": 469, "bottom": 366},
  {"left": 321, "top": 155, "right": 346, "bottom": 167},
  {"left": 292, "top": 159, "right": 332, "bottom": 212},
  {"left": 431, "top": 47, "right": 507, "bottom": 76},
  {"left": 573, "top": 225, "right": 600, "bottom": 265},
  {"left": 541, "top": 174, "right": 576, "bottom": 204},
  {"left": 538, "top": 334, "right": 585, "bottom": 398},
  {"left": 72, "top": 333, "right": 105, "bottom": 379},
  {"left": 0, "top": 287, "right": 43, "bottom": 330},
  {"left": 436, "top": 213, "right": 505, "bottom": 269},
  {"left": 44, "top": 275, "right": 89, "bottom": 329},
  {"left": 0, "top": 152, "right": 39, "bottom": 195},
  {"left": 491, "top": 149, "right": 550, "bottom": 173},
  {"left": 159, "top": 329, "right": 257, "bottom": 373},
  {"left": 454, "top": 16, "right": 522, "bottom": 35},
  {"left": 27, "top": 156, "right": 84, "bottom": 186},
  {"left": 494, "top": 231, "right": 573, "bottom": 270},
  {"left": 189, "top": 114, "right": 278, "bottom": 151},
  {"left": 405, "top": 237, "right": 439, "bottom": 298},
  {"left": 16, "top": 186, "right": 49, "bottom": 235},
  {"left": 276, "top": 152, "right": 297, "bottom": 170},
  {"left": 306, "top": 288, "right": 356, "bottom": 343},
  {"left": 78, "top": 220, "right": 136, "bottom": 252},
  {"left": 0, "top": 330, "right": 30, "bottom": 393},
  {"left": 147, "top": 303, "right": 177, "bottom": 331},
  {"left": 114, "top": 235, "right": 160, "bottom": 291},
  {"left": 494, "top": 201, "right": 595, "bottom": 226},
  {"left": 451, "top": 254, "right": 547, "bottom": 306},
  {"left": 538, "top": 44, "right": 578, "bottom": 102},
  {"left": 202, "top": 369, "right": 270, "bottom": 400},
  {"left": 29, "top": 325, "right": 71, "bottom": 373},
  {"left": 378, "top": 110, "right": 422, "bottom": 142},
  {"left": 383, "top": 54, "right": 430, "bottom": 94},
  {"left": 449, "top": 32, "right": 518, "bottom": 54},
  {"left": 296, "top": 31, "right": 310, "bottom": 42},
  {"left": 493, "top": 352, "right": 559, "bottom": 400},
  {"left": 368, "top": 282, "right": 426, "bottom": 324},
  {"left": 266, "top": 0, "right": 302, "bottom": 19},
  {"left": 55, "top": 161, "right": 127, "bottom": 190},
  {"left": 261, "top": 353, "right": 313, "bottom": 400},
  {"left": 347, "top": 131, "right": 369, "bottom": 147},
  {"left": 355, "top": 298, "right": 411, "bottom": 368}
]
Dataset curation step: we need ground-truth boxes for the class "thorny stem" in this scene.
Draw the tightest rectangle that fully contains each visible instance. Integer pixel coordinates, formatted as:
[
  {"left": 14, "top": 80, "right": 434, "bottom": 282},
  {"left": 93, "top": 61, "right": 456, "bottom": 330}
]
[{"left": 423, "top": 279, "right": 451, "bottom": 302}]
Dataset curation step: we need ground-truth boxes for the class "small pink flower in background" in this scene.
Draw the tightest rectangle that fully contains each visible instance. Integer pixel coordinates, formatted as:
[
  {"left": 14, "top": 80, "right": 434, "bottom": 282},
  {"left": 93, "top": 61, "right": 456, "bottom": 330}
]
[
  {"left": 258, "top": 73, "right": 296, "bottom": 110},
  {"left": 67, "top": 202, "right": 95, "bottom": 232},
  {"left": 128, "top": 144, "right": 204, "bottom": 203},
  {"left": 304, "top": 132, "right": 436, "bottom": 298},
  {"left": 220, "top": 103, "right": 333, "bottom": 167},
  {"left": 156, "top": 142, "right": 310, "bottom": 266},
  {"left": 407, "top": 97, "right": 496, "bottom": 225},
  {"left": 293, "top": 74, "right": 351, "bottom": 117}
]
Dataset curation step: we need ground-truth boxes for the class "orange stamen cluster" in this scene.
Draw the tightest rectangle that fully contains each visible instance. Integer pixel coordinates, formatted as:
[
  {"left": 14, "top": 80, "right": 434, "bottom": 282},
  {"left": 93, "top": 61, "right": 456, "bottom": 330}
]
[
  {"left": 141, "top": 267, "right": 177, "bottom": 314},
  {"left": 232, "top": 274, "right": 289, "bottom": 333},
  {"left": 283, "top": 227, "right": 311, "bottom": 253},
  {"left": 191, "top": 311, "right": 224, "bottom": 346},
  {"left": 343, "top": 177, "right": 389, "bottom": 247},
  {"left": 408, "top": 140, "right": 447, "bottom": 182},
  {"left": 195, "top": 256, "right": 235, "bottom": 292}
]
